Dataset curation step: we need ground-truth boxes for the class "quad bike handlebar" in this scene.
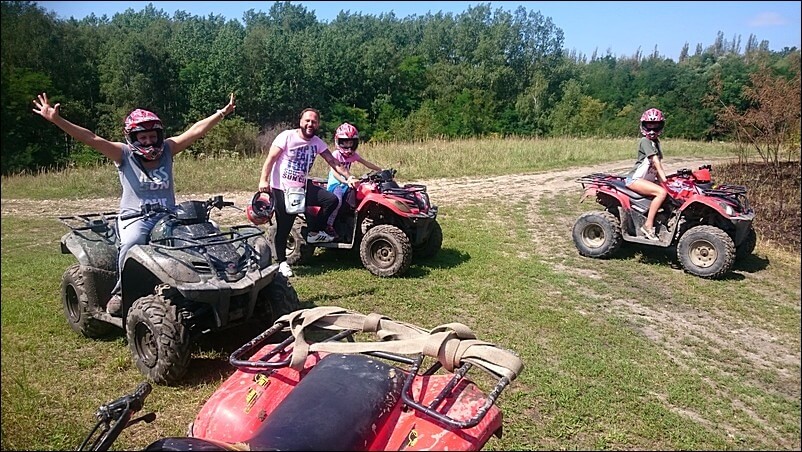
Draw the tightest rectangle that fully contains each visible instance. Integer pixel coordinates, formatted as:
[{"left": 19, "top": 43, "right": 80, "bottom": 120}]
[
  {"left": 119, "top": 196, "right": 236, "bottom": 222},
  {"left": 78, "top": 382, "right": 156, "bottom": 451}
]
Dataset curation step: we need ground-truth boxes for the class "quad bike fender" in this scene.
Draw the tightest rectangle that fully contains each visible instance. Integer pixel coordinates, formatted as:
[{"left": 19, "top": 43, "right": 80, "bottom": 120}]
[
  {"left": 594, "top": 187, "right": 633, "bottom": 211},
  {"left": 121, "top": 246, "right": 280, "bottom": 327},
  {"left": 60, "top": 231, "right": 118, "bottom": 272},
  {"left": 190, "top": 349, "right": 324, "bottom": 445},
  {"left": 675, "top": 196, "right": 755, "bottom": 245},
  {"left": 357, "top": 193, "right": 423, "bottom": 218}
]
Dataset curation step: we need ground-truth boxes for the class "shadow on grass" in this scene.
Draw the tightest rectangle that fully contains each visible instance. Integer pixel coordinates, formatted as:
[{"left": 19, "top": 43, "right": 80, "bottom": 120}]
[
  {"left": 294, "top": 247, "right": 471, "bottom": 279},
  {"left": 613, "top": 243, "right": 768, "bottom": 280},
  {"left": 179, "top": 321, "right": 288, "bottom": 387}
]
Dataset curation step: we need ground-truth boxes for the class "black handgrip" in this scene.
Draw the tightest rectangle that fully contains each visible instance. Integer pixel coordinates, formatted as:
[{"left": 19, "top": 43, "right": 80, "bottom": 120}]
[
  {"left": 119, "top": 204, "right": 169, "bottom": 221},
  {"left": 103, "top": 382, "right": 152, "bottom": 414},
  {"left": 119, "top": 211, "right": 142, "bottom": 221}
]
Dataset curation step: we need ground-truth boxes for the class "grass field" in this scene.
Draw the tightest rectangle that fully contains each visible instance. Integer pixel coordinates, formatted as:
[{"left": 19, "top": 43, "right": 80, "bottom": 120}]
[{"left": 1, "top": 137, "right": 799, "bottom": 450}]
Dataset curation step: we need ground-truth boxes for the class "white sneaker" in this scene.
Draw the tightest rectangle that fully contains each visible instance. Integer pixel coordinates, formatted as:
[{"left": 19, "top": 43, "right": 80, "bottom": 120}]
[
  {"left": 278, "top": 261, "right": 294, "bottom": 277},
  {"left": 640, "top": 226, "right": 659, "bottom": 241},
  {"left": 307, "top": 231, "right": 335, "bottom": 244}
]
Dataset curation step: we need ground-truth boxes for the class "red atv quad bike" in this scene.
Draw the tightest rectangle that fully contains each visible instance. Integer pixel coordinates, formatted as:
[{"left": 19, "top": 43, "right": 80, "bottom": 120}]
[
  {"left": 78, "top": 307, "right": 524, "bottom": 451},
  {"left": 269, "top": 168, "right": 442, "bottom": 277},
  {"left": 572, "top": 164, "right": 757, "bottom": 279}
]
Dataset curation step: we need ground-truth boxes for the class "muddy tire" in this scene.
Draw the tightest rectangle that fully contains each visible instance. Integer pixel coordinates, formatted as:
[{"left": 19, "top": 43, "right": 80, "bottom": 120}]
[
  {"left": 268, "top": 220, "right": 314, "bottom": 266},
  {"left": 677, "top": 225, "right": 735, "bottom": 279},
  {"left": 61, "top": 265, "right": 114, "bottom": 338},
  {"left": 415, "top": 220, "right": 443, "bottom": 259},
  {"left": 359, "top": 224, "right": 412, "bottom": 277},
  {"left": 261, "top": 273, "right": 301, "bottom": 323},
  {"left": 126, "top": 293, "right": 191, "bottom": 385},
  {"left": 572, "top": 211, "right": 623, "bottom": 259},
  {"left": 736, "top": 226, "right": 757, "bottom": 260}
]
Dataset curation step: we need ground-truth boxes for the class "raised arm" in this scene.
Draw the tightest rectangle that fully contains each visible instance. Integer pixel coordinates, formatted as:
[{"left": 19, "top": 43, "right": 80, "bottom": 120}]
[
  {"left": 32, "top": 92, "right": 123, "bottom": 164},
  {"left": 167, "top": 93, "right": 236, "bottom": 155}
]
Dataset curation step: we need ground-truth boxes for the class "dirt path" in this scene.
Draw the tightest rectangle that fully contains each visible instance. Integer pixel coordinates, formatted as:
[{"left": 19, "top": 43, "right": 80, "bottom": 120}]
[{"left": 0, "top": 157, "right": 728, "bottom": 221}]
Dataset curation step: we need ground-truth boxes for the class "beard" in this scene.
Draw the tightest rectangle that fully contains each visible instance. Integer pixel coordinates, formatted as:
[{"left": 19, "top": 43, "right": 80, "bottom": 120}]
[{"left": 300, "top": 125, "right": 317, "bottom": 139}]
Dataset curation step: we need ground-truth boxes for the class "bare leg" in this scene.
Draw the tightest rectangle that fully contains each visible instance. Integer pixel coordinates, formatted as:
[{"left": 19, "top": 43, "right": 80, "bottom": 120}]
[{"left": 627, "top": 179, "right": 667, "bottom": 230}]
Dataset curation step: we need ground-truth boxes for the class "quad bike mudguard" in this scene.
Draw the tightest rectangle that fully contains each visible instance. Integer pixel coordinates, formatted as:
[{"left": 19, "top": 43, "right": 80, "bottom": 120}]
[{"left": 60, "top": 215, "right": 119, "bottom": 271}]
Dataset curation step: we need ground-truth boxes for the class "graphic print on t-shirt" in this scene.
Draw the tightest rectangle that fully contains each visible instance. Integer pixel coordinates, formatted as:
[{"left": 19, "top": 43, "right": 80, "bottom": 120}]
[{"left": 282, "top": 144, "right": 317, "bottom": 184}]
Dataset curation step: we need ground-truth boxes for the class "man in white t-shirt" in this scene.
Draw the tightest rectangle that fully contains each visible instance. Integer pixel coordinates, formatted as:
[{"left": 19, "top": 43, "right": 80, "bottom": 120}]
[{"left": 258, "top": 108, "right": 357, "bottom": 277}]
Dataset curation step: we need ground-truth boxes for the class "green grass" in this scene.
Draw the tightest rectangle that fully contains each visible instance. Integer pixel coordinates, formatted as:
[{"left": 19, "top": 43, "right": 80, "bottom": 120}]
[{"left": 1, "top": 137, "right": 799, "bottom": 450}]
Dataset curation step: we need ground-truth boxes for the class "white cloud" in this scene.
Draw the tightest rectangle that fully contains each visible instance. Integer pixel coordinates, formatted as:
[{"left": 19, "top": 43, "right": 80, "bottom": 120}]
[{"left": 748, "top": 12, "right": 787, "bottom": 27}]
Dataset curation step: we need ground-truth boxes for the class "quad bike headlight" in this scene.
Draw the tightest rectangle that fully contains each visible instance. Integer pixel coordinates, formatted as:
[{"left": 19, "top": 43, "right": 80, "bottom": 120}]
[
  {"left": 717, "top": 201, "right": 735, "bottom": 216},
  {"left": 388, "top": 199, "right": 412, "bottom": 213}
]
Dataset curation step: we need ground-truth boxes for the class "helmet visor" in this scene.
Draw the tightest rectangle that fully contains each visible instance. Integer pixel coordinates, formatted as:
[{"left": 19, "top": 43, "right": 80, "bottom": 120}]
[
  {"left": 643, "top": 121, "right": 664, "bottom": 132},
  {"left": 338, "top": 138, "right": 358, "bottom": 150}
]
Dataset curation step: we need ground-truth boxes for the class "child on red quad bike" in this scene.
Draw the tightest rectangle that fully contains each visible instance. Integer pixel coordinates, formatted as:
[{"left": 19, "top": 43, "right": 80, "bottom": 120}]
[
  {"left": 572, "top": 108, "right": 756, "bottom": 279},
  {"left": 324, "top": 122, "right": 383, "bottom": 237},
  {"left": 269, "top": 167, "right": 442, "bottom": 278},
  {"left": 572, "top": 163, "right": 756, "bottom": 279}
]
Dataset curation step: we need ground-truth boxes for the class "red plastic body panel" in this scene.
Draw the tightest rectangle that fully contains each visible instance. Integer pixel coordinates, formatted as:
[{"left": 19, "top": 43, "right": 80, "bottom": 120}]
[{"left": 191, "top": 345, "right": 501, "bottom": 451}]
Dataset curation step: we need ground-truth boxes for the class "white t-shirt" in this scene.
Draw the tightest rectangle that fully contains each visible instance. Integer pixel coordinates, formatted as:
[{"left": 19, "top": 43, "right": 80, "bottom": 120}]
[{"left": 270, "top": 129, "right": 328, "bottom": 190}]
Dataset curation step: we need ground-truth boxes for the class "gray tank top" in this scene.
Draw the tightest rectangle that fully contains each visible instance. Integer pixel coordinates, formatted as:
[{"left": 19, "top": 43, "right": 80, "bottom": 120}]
[{"left": 117, "top": 144, "right": 176, "bottom": 216}]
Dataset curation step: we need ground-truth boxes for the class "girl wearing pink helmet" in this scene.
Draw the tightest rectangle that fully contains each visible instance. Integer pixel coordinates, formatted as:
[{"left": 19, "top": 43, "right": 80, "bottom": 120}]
[
  {"left": 325, "top": 122, "right": 383, "bottom": 234},
  {"left": 33, "top": 92, "right": 236, "bottom": 316},
  {"left": 624, "top": 108, "right": 669, "bottom": 241}
]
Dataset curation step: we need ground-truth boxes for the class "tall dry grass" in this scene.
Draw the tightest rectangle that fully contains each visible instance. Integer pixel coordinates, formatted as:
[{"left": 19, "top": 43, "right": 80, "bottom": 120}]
[{"left": 1, "top": 137, "right": 739, "bottom": 200}]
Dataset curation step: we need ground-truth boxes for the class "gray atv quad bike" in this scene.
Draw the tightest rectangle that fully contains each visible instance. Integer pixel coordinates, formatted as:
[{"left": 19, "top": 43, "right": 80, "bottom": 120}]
[{"left": 58, "top": 196, "right": 301, "bottom": 385}]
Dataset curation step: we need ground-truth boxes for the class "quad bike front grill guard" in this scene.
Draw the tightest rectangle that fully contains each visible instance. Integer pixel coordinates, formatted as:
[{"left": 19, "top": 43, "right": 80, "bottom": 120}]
[
  {"left": 227, "top": 306, "right": 523, "bottom": 430},
  {"left": 702, "top": 184, "right": 752, "bottom": 212},
  {"left": 149, "top": 227, "right": 265, "bottom": 279}
]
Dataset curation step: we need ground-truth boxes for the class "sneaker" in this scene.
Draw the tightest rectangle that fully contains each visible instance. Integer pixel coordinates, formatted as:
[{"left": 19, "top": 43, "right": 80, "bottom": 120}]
[
  {"left": 325, "top": 225, "right": 339, "bottom": 239},
  {"left": 307, "top": 230, "right": 335, "bottom": 244},
  {"left": 640, "top": 226, "right": 659, "bottom": 241},
  {"left": 106, "top": 294, "right": 122, "bottom": 316},
  {"left": 278, "top": 261, "right": 294, "bottom": 278}
]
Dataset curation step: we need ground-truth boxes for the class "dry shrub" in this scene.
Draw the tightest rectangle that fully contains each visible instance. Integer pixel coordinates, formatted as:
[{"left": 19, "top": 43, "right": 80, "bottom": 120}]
[{"left": 716, "top": 160, "right": 801, "bottom": 252}]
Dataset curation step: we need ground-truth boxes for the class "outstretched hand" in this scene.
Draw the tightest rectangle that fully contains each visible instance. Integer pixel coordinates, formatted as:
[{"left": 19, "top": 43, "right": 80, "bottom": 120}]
[
  {"left": 220, "top": 93, "right": 236, "bottom": 116},
  {"left": 32, "top": 92, "right": 60, "bottom": 122}
]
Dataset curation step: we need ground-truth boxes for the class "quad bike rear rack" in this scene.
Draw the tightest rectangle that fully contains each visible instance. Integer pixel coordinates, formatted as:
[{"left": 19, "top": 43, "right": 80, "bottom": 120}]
[
  {"left": 58, "top": 212, "right": 119, "bottom": 233},
  {"left": 227, "top": 314, "right": 517, "bottom": 430}
]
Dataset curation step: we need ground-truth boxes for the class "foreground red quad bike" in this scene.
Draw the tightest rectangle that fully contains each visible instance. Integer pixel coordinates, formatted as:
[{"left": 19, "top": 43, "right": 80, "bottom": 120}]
[
  {"left": 79, "top": 307, "right": 523, "bottom": 451},
  {"left": 269, "top": 169, "right": 442, "bottom": 277},
  {"left": 572, "top": 164, "right": 757, "bottom": 279}
]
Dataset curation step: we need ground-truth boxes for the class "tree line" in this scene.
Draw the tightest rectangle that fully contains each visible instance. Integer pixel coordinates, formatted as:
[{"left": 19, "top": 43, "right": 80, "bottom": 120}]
[{"left": 1, "top": 1, "right": 799, "bottom": 174}]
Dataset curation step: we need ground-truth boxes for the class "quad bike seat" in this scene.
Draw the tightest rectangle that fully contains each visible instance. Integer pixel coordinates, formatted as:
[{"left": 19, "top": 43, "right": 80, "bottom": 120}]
[
  {"left": 609, "top": 179, "right": 646, "bottom": 200},
  {"left": 248, "top": 353, "right": 405, "bottom": 451}
]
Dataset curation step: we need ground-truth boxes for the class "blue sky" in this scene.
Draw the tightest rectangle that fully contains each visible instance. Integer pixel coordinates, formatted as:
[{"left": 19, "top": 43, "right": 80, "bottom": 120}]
[{"left": 35, "top": 1, "right": 801, "bottom": 61}]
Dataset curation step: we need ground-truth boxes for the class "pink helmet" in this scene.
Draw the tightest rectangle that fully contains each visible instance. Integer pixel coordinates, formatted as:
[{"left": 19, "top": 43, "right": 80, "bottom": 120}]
[
  {"left": 639, "top": 108, "right": 665, "bottom": 140},
  {"left": 334, "top": 122, "right": 359, "bottom": 154},
  {"left": 124, "top": 109, "right": 165, "bottom": 160}
]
